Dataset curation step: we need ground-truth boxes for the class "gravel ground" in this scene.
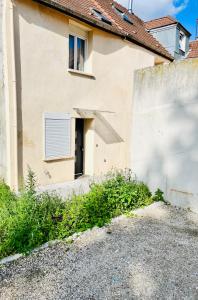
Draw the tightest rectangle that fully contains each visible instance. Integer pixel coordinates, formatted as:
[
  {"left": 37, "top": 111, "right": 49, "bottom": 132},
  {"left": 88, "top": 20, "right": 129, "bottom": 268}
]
[{"left": 1, "top": 203, "right": 198, "bottom": 300}]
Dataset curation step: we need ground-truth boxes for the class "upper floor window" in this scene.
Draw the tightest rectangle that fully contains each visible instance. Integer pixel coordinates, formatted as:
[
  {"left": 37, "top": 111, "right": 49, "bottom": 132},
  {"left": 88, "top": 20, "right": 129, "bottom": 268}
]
[
  {"left": 112, "top": 6, "right": 133, "bottom": 25},
  {"left": 179, "top": 31, "right": 186, "bottom": 53},
  {"left": 69, "top": 34, "right": 86, "bottom": 71},
  {"left": 91, "top": 9, "right": 112, "bottom": 25}
]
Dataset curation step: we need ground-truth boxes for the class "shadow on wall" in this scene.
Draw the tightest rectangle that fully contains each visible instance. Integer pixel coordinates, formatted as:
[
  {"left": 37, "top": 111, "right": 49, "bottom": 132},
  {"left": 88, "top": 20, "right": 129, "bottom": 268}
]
[
  {"left": 132, "top": 59, "right": 198, "bottom": 212},
  {"left": 14, "top": 5, "right": 23, "bottom": 183},
  {"left": 94, "top": 112, "right": 124, "bottom": 144},
  {"left": 15, "top": 0, "right": 126, "bottom": 56},
  {"left": 74, "top": 109, "right": 124, "bottom": 145}
]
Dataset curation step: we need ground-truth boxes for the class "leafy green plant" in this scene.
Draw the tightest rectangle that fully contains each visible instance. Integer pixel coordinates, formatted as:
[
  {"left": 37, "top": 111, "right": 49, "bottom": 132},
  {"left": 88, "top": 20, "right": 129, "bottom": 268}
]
[
  {"left": 0, "top": 169, "right": 158, "bottom": 259},
  {"left": 25, "top": 167, "right": 37, "bottom": 195},
  {"left": 152, "top": 189, "right": 165, "bottom": 202},
  {"left": 0, "top": 171, "right": 64, "bottom": 258},
  {"left": 57, "top": 171, "right": 153, "bottom": 238}
]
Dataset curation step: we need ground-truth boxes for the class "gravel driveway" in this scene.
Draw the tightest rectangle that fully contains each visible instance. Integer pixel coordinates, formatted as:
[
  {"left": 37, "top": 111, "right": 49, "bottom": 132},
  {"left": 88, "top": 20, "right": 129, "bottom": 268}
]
[{"left": 1, "top": 203, "right": 198, "bottom": 300}]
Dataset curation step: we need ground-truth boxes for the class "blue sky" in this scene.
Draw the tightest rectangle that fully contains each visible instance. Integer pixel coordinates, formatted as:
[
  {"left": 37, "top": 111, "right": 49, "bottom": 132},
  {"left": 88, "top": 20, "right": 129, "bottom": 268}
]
[
  {"left": 176, "top": 0, "right": 197, "bottom": 39},
  {"left": 118, "top": 0, "right": 198, "bottom": 40}
]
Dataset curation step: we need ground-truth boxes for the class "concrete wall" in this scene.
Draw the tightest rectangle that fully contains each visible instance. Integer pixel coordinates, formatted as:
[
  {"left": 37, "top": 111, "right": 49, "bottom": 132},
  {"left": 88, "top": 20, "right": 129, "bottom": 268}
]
[
  {"left": 11, "top": 0, "right": 167, "bottom": 187},
  {"left": 0, "top": 0, "right": 7, "bottom": 180},
  {"left": 131, "top": 59, "right": 198, "bottom": 213}
]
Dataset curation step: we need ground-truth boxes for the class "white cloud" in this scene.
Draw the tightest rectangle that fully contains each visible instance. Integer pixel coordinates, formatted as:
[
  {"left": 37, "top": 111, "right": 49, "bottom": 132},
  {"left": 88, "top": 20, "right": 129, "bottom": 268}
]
[{"left": 117, "top": 0, "right": 189, "bottom": 20}]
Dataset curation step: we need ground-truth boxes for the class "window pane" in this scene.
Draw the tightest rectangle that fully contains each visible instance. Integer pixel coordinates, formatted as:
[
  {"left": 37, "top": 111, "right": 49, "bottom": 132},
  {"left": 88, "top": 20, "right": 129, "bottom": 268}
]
[
  {"left": 77, "top": 38, "right": 85, "bottom": 71},
  {"left": 69, "top": 35, "right": 75, "bottom": 69}
]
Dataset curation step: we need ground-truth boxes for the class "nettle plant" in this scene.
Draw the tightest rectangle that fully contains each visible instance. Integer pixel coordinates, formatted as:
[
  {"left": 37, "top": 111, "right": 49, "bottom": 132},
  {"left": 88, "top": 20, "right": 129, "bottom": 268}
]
[{"left": 0, "top": 169, "right": 164, "bottom": 259}]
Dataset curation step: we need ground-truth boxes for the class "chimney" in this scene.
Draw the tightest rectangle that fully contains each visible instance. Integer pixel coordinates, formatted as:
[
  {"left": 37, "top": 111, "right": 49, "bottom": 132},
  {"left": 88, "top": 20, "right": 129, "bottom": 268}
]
[{"left": 128, "top": 0, "right": 134, "bottom": 14}]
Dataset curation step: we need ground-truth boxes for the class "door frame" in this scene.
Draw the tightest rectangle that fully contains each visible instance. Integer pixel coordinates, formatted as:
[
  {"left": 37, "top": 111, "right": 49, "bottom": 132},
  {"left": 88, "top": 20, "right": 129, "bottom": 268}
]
[{"left": 75, "top": 118, "right": 85, "bottom": 179}]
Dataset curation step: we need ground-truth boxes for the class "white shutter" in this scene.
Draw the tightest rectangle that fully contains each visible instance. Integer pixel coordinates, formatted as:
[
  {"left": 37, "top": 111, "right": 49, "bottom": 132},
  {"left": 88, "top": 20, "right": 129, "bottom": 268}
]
[{"left": 44, "top": 113, "right": 71, "bottom": 159}]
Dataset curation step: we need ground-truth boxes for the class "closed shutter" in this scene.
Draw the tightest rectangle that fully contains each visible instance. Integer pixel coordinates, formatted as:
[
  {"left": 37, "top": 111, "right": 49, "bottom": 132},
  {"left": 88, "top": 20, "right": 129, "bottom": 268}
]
[{"left": 44, "top": 113, "right": 71, "bottom": 159}]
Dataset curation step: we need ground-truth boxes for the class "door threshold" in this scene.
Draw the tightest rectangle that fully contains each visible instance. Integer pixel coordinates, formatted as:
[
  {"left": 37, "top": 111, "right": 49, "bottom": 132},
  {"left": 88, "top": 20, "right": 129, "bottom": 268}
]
[{"left": 75, "top": 174, "right": 90, "bottom": 180}]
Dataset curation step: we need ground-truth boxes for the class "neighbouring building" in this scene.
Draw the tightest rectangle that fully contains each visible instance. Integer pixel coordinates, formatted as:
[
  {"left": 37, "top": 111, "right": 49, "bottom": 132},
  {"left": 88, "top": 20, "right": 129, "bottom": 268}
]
[
  {"left": 145, "top": 16, "right": 191, "bottom": 59},
  {"left": 187, "top": 40, "right": 198, "bottom": 59},
  {"left": 0, "top": 0, "right": 172, "bottom": 190}
]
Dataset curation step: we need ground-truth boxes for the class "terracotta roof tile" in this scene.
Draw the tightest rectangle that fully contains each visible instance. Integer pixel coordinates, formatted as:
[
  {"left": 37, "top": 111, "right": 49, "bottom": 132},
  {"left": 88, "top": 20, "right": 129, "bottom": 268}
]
[
  {"left": 187, "top": 40, "right": 198, "bottom": 59},
  {"left": 34, "top": 0, "right": 173, "bottom": 60},
  {"left": 145, "top": 16, "right": 177, "bottom": 30}
]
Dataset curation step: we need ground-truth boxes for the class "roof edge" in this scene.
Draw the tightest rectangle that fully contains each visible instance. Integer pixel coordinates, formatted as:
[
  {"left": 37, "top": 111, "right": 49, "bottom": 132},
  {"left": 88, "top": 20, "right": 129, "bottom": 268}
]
[
  {"left": 190, "top": 40, "right": 198, "bottom": 44},
  {"left": 145, "top": 15, "right": 177, "bottom": 24},
  {"left": 177, "top": 23, "right": 191, "bottom": 37},
  {"left": 146, "top": 16, "right": 191, "bottom": 37},
  {"left": 32, "top": 0, "right": 174, "bottom": 61}
]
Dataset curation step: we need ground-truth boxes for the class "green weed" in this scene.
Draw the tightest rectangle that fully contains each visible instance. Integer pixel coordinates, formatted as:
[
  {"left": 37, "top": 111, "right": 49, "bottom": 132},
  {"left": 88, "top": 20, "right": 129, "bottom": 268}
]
[{"left": 0, "top": 169, "right": 160, "bottom": 259}]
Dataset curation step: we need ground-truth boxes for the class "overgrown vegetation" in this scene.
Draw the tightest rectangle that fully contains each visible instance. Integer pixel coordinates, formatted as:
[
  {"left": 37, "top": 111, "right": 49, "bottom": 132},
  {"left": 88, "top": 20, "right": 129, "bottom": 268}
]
[{"left": 0, "top": 170, "right": 163, "bottom": 259}]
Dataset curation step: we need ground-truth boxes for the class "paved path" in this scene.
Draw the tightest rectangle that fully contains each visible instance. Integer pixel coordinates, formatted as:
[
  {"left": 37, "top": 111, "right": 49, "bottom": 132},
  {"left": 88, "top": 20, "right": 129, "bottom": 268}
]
[{"left": 1, "top": 203, "right": 198, "bottom": 300}]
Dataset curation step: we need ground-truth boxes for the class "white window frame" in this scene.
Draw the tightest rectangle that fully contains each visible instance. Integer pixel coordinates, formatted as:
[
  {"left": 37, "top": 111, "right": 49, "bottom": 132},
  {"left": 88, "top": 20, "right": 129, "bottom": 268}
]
[
  {"left": 69, "top": 33, "right": 88, "bottom": 72},
  {"left": 179, "top": 31, "right": 186, "bottom": 52},
  {"left": 43, "top": 112, "right": 72, "bottom": 161}
]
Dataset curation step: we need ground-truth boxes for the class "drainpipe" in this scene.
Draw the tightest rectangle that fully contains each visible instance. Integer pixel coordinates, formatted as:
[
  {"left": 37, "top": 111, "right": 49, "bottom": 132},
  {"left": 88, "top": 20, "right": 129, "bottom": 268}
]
[{"left": 4, "top": 0, "right": 18, "bottom": 190}]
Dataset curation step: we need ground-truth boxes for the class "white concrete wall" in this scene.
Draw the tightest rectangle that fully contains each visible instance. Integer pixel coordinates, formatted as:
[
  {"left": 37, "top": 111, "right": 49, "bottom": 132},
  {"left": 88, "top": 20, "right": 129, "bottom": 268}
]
[
  {"left": 132, "top": 59, "right": 198, "bottom": 213},
  {"left": 0, "top": 0, "right": 7, "bottom": 180}
]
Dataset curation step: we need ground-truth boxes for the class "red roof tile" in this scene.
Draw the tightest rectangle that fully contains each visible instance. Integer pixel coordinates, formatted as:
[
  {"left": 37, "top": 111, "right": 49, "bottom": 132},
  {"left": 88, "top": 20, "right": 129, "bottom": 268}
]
[
  {"left": 187, "top": 40, "right": 198, "bottom": 59},
  {"left": 34, "top": 0, "right": 173, "bottom": 60},
  {"left": 145, "top": 16, "right": 177, "bottom": 30}
]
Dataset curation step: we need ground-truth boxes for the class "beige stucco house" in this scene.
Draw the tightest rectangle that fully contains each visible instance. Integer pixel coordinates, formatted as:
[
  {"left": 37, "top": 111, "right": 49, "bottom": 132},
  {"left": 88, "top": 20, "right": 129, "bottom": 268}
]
[{"left": 0, "top": 0, "right": 173, "bottom": 190}]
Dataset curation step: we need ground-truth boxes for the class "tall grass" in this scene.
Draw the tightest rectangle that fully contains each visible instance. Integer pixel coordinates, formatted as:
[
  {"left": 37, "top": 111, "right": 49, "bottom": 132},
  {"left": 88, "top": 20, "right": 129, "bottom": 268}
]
[{"left": 0, "top": 170, "right": 162, "bottom": 259}]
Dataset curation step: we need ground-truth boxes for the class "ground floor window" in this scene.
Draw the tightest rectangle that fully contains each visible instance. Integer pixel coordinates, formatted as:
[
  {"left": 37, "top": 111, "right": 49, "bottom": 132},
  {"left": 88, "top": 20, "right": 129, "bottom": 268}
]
[{"left": 44, "top": 113, "right": 71, "bottom": 160}]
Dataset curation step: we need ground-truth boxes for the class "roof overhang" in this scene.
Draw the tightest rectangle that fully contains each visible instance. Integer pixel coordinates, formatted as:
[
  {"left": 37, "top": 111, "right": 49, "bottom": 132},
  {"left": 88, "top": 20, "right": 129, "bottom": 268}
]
[
  {"left": 177, "top": 23, "right": 191, "bottom": 37},
  {"left": 148, "top": 22, "right": 191, "bottom": 38},
  {"left": 73, "top": 108, "right": 114, "bottom": 118},
  {"left": 33, "top": 0, "right": 174, "bottom": 61}
]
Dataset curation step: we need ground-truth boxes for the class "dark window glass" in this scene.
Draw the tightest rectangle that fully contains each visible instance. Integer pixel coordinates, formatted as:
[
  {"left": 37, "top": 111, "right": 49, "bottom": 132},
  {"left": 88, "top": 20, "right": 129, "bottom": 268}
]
[
  {"left": 92, "top": 9, "right": 112, "bottom": 25},
  {"left": 77, "top": 38, "right": 85, "bottom": 71},
  {"left": 69, "top": 35, "right": 75, "bottom": 69}
]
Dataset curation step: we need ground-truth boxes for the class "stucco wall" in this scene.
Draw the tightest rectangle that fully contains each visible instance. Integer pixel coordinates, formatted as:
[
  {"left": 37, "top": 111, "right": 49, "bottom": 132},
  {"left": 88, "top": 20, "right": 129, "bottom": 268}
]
[
  {"left": 12, "top": 0, "right": 165, "bottom": 186},
  {"left": 0, "top": 0, "right": 7, "bottom": 180},
  {"left": 132, "top": 59, "right": 198, "bottom": 213}
]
